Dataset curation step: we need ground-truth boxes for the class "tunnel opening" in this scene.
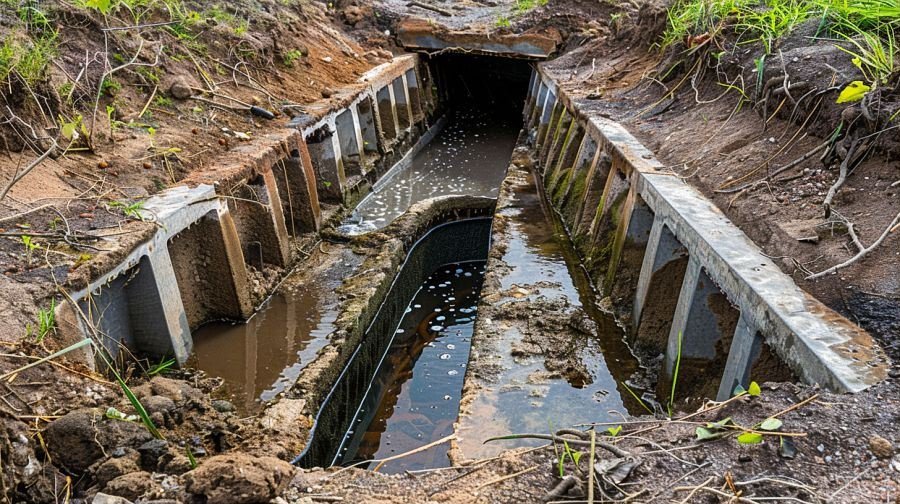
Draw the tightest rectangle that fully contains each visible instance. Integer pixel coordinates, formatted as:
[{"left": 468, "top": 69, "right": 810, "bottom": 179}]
[{"left": 338, "top": 53, "right": 532, "bottom": 235}]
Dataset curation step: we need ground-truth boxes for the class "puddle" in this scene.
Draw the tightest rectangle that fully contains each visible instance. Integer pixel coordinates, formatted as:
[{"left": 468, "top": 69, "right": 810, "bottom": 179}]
[
  {"left": 336, "top": 261, "right": 486, "bottom": 473},
  {"left": 192, "top": 248, "right": 360, "bottom": 413},
  {"left": 337, "top": 109, "right": 518, "bottom": 234},
  {"left": 457, "top": 172, "right": 640, "bottom": 459}
]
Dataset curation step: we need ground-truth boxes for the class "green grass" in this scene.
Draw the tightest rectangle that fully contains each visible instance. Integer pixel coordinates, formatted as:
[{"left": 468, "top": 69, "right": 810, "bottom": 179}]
[
  {"left": 663, "top": 0, "right": 900, "bottom": 54},
  {"left": 0, "top": 31, "right": 58, "bottom": 86},
  {"left": 282, "top": 48, "right": 305, "bottom": 67},
  {"left": 667, "top": 331, "right": 683, "bottom": 417}
]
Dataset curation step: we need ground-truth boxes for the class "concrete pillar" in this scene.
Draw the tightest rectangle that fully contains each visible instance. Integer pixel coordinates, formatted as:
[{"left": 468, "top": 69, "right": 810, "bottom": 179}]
[
  {"left": 292, "top": 143, "right": 322, "bottom": 230},
  {"left": 405, "top": 69, "right": 424, "bottom": 123},
  {"left": 540, "top": 105, "right": 568, "bottom": 168},
  {"left": 226, "top": 173, "right": 290, "bottom": 268},
  {"left": 633, "top": 217, "right": 688, "bottom": 327},
  {"left": 528, "top": 82, "right": 548, "bottom": 129},
  {"left": 547, "top": 124, "right": 585, "bottom": 198},
  {"left": 375, "top": 86, "right": 398, "bottom": 143},
  {"left": 535, "top": 92, "right": 556, "bottom": 149},
  {"left": 272, "top": 152, "right": 321, "bottom": 235},
  {"left": 386, "top": 84, "right": 403, "bottom": 136},
  {"left": 130, "top": 251, "right": 193, "bottom": 364},
  {"left": 573, "top": 145, "right": 606, "bottom": 239},
  {"left": 604, "top": 187, "right": 653, "bottom": 292},
  {"left": 717, "top": 314, "right": 763, "bottom": 400},
  {"left": 167, "top": 208, "right": 253, "bottom": 329}
]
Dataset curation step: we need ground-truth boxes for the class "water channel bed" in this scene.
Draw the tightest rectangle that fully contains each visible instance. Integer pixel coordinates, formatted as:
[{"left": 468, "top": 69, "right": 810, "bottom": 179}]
[
  {"left": 338, "top": 108, "right": 518, "bottom": 235},
  {"left": 457, "top": 166, "right": 640, "bottom": 459}
]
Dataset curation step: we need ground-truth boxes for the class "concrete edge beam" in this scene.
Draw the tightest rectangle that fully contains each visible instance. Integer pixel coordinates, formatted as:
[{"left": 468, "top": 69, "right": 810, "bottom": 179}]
[{"left": 396, "top": 18, "right": 560, "bottom": 59}]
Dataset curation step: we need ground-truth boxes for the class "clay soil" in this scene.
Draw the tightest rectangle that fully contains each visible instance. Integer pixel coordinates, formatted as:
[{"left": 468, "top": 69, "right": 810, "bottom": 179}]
[{"left": 1, "top": 0, "right": 899, "bottom": 502}]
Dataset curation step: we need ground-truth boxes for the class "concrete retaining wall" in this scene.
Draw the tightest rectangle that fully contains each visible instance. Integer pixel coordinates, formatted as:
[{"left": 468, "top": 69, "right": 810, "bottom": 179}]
[
  {"left": 524, "top": 67, "right": 889, "bottom": 399},
  {"left": 61, "top": 55, "right": 437, "bottom": 369}
]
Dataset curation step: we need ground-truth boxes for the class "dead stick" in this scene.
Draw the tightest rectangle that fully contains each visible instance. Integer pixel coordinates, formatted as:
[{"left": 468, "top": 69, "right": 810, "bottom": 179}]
[
  {"left": 0, "top": 140, "right": 58, "bottom": 201},
  {"left": 807, "top": 209, "right": 900, "bottom": 279},
  {"left": 474, "top": 465, "right": 538, "bottom": 493},
  {"left": 407, "top": 1, "right": 453, "bottom": 16}
]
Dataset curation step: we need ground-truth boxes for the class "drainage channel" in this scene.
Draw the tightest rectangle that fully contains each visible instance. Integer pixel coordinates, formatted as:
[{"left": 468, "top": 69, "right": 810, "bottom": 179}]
[
  {"left": 457, "top": 161, "right": 641, "bottom": 459},
  {"left": 297, "top": 218, "right": 492, "bottom": 470}
]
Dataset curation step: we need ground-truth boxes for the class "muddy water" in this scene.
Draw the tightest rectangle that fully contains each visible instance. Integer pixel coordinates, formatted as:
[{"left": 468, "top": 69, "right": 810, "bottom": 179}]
[
  {"left": 457, "top": 173, "right": 640, "bottom": 459},
  {"left": 192, "top": 248, "right": 360, "bottom": 412},
  {"left": 336, "top": 261, "right": 486, "bottom": 473},
  {"left": 338, "top": 109, "right": 517, "bottom": 234}
]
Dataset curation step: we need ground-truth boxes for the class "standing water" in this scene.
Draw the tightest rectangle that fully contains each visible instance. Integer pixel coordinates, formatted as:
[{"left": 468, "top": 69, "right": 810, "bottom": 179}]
[
  {"left": 336, "top": 261, "right": 486, "bottom": 472},
  {"left": 338, "top": 108, "right": 517, "bottom": 234}
]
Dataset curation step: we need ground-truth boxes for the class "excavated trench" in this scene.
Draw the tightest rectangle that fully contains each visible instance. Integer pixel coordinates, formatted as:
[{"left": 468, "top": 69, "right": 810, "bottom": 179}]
[{"left": 60, "top": 39, "right": 887, "bottom": 482}]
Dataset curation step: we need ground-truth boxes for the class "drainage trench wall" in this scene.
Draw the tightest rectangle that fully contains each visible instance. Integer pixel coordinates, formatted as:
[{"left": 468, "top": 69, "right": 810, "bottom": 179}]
[
  {"left": 59, "top": 54, "right": 441, "bottom": 371},
  {"left": 522, "top": 67, "right": 888, "bottom": 400}
]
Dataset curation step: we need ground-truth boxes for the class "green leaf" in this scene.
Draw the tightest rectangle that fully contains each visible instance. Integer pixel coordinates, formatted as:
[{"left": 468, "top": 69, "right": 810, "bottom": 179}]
[
  {"left": 607, "top": 425, "right": 622, "bottom": 437},
  {"left": 759, "top": 418, "right": 783, "bottom": 431},
  {"left": 571, "top": 451, "right": 582, "bottom": 465},
  {"left": 696, "top": 426, "right": 726, "bottom": 441},
  {"left": 748, "top": 381, "right": 761, "bottom": 397},
  {"left": 737, "top": 432, "right": 763, "bottom": 445},
  {"left": 706, "top": 417, "right": 733, "bottom": 429},
  {"left": 836, "top": 81, "right": 870, "bottom": 104},
  {"left": 85, "top": 0, "right": 113, "bottom": 14}
]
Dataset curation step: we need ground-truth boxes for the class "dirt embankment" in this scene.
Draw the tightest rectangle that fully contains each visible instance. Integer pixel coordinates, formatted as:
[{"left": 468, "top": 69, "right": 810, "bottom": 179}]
[{"left": 0, "top": 0, "right": 388, "bottom": 342}]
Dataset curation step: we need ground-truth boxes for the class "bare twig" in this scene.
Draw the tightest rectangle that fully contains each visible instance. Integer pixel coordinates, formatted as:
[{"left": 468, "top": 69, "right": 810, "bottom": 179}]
[
  {"left": 407, "top": 0, "right": 453, "bottom": 16},
  {"left": 0, "top": 139, "right": 58, "bottom": 201},
  {"left": 807, "top": 211, "right": 900, "bottom": 279},
  {"left": 474, "top": 465, "right": 539, "bottom": 493}
]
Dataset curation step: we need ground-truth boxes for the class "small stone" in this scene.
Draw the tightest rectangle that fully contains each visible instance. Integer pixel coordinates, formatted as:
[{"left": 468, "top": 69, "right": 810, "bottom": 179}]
[
  {"left": 92, "top": 493, "right": 133, "bottom": 504},
  {"left": 169, "top": 78, "right": 193, "bottom": 100},
  {"left": 817, "top": 443, "right": 825, "bottom": 453},
  {"left": 869, "top": 435, "right": 894, "bottom": 459},
  {"left": 211, "top": 399, "right": 235, "bottom": 413},
  {"left": 137, "top": 439, "right": 169, "bottom": 470}
]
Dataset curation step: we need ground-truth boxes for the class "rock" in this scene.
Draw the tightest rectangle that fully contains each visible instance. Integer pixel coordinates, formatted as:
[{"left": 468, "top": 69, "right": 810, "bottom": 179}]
[
  {"left": 95, "top": 452, "right": 140, "bottom": 485},
  {"left": 44, "top": 409, "right": 153, "bottom": 474},
  {"left": 182, "top": 454, "right": 295, "bottom": 504},
  {"left": 133, "top": 377, "right": 203, "bottom": 405},
  {"left": 260, "top": 398, "right": 308, "bottom": 436},
  {"left": 168, "top": 78, "right": 193, "bottom": 100},
  {"left": 143, "top": 395, "right": 177, "bottom": 417},
  {"left": 321, "top": 87, "right": 336, "bottom": 98},
  {"left": 869, "top": 435, "right": 894, "bottom": 459},
  {"left": 212, "top": 399, "right": 235, "bottom": 413},
  {"left": 341, "top": 5, "right": 365, "bottom": 25},
  {"left": 138, "top": 439, "right": 170, "bottom": 471},
  {"left": 103, "top": 471, "right": 160, "bottom": 501},
  {"left": 92, "top": 493, "right": 133, "bottom": 504},
  {"left": 161, "top": 454, "right": 194, "bottom": 475}
]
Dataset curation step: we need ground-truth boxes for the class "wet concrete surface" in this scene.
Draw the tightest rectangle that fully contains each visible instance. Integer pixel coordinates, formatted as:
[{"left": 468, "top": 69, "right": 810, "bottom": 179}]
[
  {"left": 457, "top": 166, "right": 640, "bottom": 459},
  {"left": 338, "top": 109, "right": 517, "bottom": 234},
  {"left": 337, "top": 261, "right": 486, "bottom": 473},
  {"left": 192, "top": 246, "right": 361, "bottom": 413}
]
